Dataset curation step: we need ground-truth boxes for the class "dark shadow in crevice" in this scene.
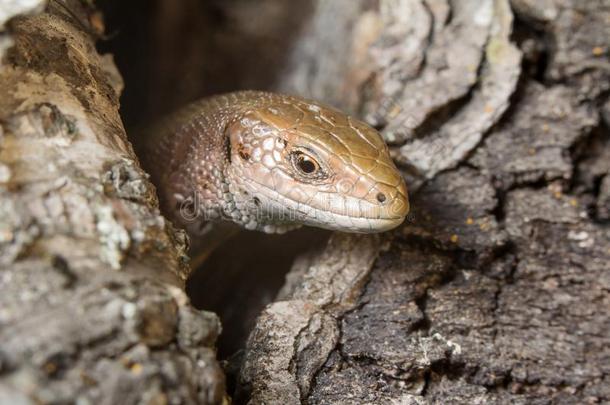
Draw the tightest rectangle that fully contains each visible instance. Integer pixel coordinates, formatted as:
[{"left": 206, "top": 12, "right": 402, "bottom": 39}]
[
  {"left": 511, "top": 15, "right": 551, "bottom": 84},
  {"left": 97, "top": 0, "right": 314, "bottom": 129},
  {"left": 96, "top": 0, "right": 319, "bottom": 359},
  {"left": 187, "top": 227, "right": 331, "bottom": 358}
]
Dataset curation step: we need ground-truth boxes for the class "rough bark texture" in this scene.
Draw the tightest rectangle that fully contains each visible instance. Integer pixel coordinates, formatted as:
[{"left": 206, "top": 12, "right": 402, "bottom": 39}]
[
  {"left": 238, "top": 0, "right": 610, "bottom": 404},
  {"left": 0, "top": 2, "right": 225, "bottom": 404},
  {"left": 1, "top": 0, "right": 609, "bottom": 404}
]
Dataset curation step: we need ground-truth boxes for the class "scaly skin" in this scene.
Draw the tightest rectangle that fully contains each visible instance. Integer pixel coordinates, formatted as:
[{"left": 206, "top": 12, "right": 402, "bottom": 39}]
[{"left": 139, "top": 91, "right": 409, "bottom": 236}]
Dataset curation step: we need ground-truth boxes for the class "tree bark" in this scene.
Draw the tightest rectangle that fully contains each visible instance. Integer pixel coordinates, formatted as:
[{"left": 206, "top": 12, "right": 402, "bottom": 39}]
[
  {"left": 1, "top": 0, "right": 608, "bottom": 404},
  {"left": 0, "top": 1, "right": 225, "bottom": 404},
  {"left": 238, "top": 0, "right": 610, "bottom": 404}
]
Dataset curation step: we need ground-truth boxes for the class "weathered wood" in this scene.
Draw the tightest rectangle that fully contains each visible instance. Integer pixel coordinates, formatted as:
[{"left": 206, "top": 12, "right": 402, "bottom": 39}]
[
  {"left": 1, "top": 0, "right": 608, "bottom": 404},
  {"left": 0, "top": 2, "right": 225, "bottom": 403},
  {"left": 240, "top": 0, "right": 610, "bottom": 403}
]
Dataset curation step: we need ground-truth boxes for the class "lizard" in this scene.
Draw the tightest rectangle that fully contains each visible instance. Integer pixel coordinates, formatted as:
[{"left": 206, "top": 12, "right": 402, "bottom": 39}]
[{"left": 137, "top": 91, "right": 409, "bottom": 261}]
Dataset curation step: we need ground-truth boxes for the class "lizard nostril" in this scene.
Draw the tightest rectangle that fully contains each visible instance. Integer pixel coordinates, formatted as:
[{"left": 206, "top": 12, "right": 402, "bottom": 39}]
[{"left": 376, "top": 192, "right": 387, "bottom": 203}]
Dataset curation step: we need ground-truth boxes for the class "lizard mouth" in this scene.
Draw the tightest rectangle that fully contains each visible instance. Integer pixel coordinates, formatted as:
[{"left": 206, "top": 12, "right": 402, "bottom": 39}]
[
  {"left": 317, "top": 215, "right": 407, "bottom": 233},
  {"left": 256, "top": 188, "right": 410, "bottom": 233},
  {"left": 301, "top": 197, "right": 409, "bottom": 233}
]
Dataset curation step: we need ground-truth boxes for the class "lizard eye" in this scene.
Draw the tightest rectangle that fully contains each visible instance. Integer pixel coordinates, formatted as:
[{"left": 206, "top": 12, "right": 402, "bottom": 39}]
[{"left": 291, "top": 151, "right": 320, "bottom": 176}]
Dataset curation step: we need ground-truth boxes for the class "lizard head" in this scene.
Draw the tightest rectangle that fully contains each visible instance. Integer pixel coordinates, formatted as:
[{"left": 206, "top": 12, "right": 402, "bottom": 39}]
[{"left": 225, "top": 95, "right": 409, "bottom": 233}]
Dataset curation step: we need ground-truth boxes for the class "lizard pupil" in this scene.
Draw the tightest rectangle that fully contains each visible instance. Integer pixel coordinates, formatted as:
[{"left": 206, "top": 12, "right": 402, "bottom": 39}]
[{"left": 296, "top": 154, "right": 318, "bottom": 174}]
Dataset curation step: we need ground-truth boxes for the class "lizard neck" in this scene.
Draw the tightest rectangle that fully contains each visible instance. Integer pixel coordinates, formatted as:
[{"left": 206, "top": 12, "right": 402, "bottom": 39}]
[
  {"left": 144, "top": 106, "right": 235, "bottom": 234},
  {"left": 146, "top": 94, "right": 299, "bottom": 235}
]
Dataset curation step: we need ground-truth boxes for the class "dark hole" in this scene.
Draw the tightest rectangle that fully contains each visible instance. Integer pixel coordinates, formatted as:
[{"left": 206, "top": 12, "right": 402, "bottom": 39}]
[
  {"left": 186, "top": 228, "right": 330, "bottom": 358},
  {"left": 97, "top": 0, "right": 318, "bottom": 369},
  {"left": 376, "top": 192, "right": 387, "bottom": 203}
]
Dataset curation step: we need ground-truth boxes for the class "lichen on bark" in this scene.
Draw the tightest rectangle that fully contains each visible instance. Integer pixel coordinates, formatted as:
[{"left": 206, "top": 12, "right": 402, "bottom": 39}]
[{"left": 0, "top": 2, "right": 225, "bottom": 404}]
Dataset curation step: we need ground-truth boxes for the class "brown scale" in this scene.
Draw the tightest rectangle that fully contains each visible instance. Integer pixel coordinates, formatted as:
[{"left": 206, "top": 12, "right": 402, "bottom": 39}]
[{"left": 136, "top": 91, "right": 410, "bottom": 263}]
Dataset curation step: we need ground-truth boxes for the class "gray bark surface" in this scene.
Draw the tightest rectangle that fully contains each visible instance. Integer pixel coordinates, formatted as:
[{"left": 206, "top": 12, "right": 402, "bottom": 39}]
[
  {"left": 0, "top": 2, "right": 225, "bottom": 404},
  {"left": 239, "top": 0, "right": 610, "bottom": 404},
  {"left": 1, "top": 0, "right": 608, "bottom": 404}
]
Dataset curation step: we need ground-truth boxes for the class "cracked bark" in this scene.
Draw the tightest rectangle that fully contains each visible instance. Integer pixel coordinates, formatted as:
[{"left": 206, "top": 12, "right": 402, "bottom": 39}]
[
  {"left": 0, "top": 1, "right": 225, "bottom": 404},
  {"left": 1, "top": 0, "right": 608, "bottom": 404},
  {"left": 239, "top": 0, "right": 610, "bottom": 404}
]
